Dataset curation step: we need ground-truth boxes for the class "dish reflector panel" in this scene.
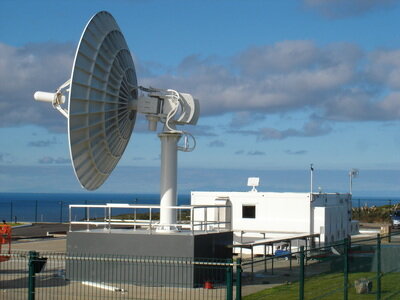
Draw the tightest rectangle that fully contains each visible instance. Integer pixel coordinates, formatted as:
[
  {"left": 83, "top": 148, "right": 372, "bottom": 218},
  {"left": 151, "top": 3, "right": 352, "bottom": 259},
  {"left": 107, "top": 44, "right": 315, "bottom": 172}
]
[{"left": 68, "top": 11, "right": 137, "bottom": 190}]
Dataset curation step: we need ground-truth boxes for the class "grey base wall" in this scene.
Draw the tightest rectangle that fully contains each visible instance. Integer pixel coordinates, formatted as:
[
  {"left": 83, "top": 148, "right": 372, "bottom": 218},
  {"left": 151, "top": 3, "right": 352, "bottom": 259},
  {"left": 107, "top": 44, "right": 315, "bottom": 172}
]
[
  {"left": 66, "top": 231, "right": 233, "bottom": 287},
  {"left": 67, "top": 230, "right": 233, "bottom": 258}
]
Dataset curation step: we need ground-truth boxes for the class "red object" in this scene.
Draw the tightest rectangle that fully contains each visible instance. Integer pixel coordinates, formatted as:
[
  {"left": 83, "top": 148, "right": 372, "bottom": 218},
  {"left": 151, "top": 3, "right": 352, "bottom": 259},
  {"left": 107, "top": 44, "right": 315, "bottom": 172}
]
[
  {"left": 0, "top": 225, "right": 11, "bottom": 262},
  {"left": 204, "top": 281, "right": 213, "bottom": 289}
]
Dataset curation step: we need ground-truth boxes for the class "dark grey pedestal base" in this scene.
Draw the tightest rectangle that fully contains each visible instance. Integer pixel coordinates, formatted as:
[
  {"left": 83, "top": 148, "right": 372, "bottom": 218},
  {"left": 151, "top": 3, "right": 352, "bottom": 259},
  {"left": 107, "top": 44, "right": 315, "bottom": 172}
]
[{"left": 66, "top": 230, "right": 233, "bottom": 287}]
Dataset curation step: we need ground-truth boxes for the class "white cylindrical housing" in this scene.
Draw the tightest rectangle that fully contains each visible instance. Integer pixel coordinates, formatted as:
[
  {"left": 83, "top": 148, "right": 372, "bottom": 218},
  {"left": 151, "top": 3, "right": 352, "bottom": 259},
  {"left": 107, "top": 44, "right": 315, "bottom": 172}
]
[
  {"left": 34, "top": 91, "right": 65, "bottom": 104},
  {"left": 146, "top": 115, "right": 158, "bottom": 131},
  {"left": 158, "top": 132, "right": 181, "bottom": 231}
]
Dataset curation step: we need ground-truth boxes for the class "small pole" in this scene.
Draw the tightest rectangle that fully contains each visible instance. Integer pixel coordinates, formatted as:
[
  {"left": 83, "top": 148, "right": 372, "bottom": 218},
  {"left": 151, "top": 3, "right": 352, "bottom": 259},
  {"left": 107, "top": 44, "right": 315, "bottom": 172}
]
[
  {"left": 349, "top": 169, "right": 359, "bottom": 195},
  {"left": 10, "top": 201, "right": 13, "bottom": 223},
  {"left": 28, "top": 251, "right": 37, "bottom": 300},
  {"left": 289, "top": 240, "right": 292, "bottom": 271},
  {"left": 344, "top": 238, "right": 349, "bottom": 300},
  {"left": 271, "top": 251, "right": 274, "bottom": 275},
  {"left": 251, "top": 247, "right": 254, "bottom": 276},
  {"left": 310, "top": 164, "right": 314, "bottom": 195},
  {"left": 264, "top": 245, "right": 267, "bottom": 272},
  {"left": 84, "top": 200, "right": 88, "bottom": 220},
  {"left": 59, "top": 201, "right": 63, "bottom": 223},
  {"left": 349, "top": 171, "right": 353, "bottom": 195},
  {"left": 376, "top": 234, "right": 381, "bottom": 300},
  {"left": 299, "top": 246, "right": 305, "bottom": 300},
  {"left": 226, "top": 261, "right": 233, "bottom": 300},
  {"left": 236, "top": 258, "right": 242, "bottom": 300},
  {"left": 35, "top": 200, "right": 38, "bottom": 223},
  {"left": 134, "top": 198, "right": 137, "bottom": 230}
]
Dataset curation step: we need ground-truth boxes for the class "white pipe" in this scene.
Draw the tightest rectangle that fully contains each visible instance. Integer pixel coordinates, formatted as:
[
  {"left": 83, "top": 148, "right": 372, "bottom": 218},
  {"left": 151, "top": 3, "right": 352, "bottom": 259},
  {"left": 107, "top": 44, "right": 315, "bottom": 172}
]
[
  {"left": 158, "top": 132, "right": 181, "bottom": 231},
  {"left": 34, "top": 91, "right": 65, "bottom": 104},
  {"left": 81, "top": 281, "right": 125, "bottom": 292}
]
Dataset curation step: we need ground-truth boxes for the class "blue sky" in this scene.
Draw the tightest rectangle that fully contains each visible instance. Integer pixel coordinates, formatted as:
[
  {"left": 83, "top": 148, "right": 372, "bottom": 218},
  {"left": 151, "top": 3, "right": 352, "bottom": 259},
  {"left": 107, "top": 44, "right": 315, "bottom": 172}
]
[{"left": 0, "top": 0, "right": 399, "bottom": 196}]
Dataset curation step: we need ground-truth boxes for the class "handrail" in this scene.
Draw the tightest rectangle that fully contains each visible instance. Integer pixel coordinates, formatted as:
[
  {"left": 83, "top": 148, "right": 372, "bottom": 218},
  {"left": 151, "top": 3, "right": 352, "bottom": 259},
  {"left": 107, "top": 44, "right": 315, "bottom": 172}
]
[{"left": 69, "top": 203, "right": 232, "bottom": 234}]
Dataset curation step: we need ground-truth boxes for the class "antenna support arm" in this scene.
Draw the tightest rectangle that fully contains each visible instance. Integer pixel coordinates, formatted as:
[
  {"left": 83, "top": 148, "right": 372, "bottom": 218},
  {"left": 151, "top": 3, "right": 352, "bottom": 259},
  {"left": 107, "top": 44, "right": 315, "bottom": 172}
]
[{"left": 33, "top": 80, "right": 70, "bottom": 118}]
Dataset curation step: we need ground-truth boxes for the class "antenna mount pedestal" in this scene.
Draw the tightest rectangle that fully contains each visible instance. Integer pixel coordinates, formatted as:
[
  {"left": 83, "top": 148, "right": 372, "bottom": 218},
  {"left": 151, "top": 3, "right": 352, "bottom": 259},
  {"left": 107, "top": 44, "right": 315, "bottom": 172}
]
[{"left": 157, "top": 132, "right": 182, "bottom": 232}]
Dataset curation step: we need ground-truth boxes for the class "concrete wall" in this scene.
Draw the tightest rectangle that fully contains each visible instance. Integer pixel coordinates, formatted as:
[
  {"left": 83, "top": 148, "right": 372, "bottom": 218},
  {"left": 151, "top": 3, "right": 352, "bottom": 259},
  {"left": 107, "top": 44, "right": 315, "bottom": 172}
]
[{"left": 66, "top": 231, "right": 233, "bottom": 287}]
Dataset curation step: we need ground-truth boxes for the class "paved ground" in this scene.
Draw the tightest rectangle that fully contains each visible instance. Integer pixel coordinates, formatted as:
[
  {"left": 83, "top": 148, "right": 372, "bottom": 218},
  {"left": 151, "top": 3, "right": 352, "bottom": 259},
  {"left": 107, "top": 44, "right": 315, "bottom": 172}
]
[
  {"left": 11, "top": 238, "right": 66, "bottom": 252},
  {"left": 11, "top": 223, "right": 70, "bottom": 239}
]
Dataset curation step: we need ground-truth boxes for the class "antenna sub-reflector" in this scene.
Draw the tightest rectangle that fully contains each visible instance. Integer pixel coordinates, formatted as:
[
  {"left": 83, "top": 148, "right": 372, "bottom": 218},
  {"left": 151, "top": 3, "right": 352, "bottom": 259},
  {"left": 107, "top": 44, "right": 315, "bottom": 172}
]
[{"left": 34, "top": 91, "right": 65, "bottom": 104}]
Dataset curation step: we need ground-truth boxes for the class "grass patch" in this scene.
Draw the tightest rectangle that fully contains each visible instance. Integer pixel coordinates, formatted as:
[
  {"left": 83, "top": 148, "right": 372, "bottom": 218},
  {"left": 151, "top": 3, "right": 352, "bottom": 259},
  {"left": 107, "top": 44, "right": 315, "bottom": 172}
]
[{"left": 244, "top": 272, "right": 400, "bottom": 300}]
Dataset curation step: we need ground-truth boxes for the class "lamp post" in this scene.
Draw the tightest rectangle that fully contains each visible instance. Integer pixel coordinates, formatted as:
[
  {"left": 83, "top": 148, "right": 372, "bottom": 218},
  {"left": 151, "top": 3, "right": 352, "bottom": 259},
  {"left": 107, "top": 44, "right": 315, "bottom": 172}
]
[
  {"left": 349, "top": 169, "right": 359, "bottom": 195},
  {"left": 310, "top": 164, "right": 314, "bottom": 195}
]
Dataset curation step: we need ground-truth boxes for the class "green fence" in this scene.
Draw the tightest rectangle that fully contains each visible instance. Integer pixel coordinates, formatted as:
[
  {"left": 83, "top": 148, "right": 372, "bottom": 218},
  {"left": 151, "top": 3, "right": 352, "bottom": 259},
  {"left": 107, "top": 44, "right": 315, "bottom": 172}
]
[
  {"left": 3, "top": 233, "right": 400, "bottom": 299},
  {"left": 0, "top": 251, "right": 242, "bottom": 300},
  {"left": 240, "top": 231, "right": 400, "bottom": 299}
]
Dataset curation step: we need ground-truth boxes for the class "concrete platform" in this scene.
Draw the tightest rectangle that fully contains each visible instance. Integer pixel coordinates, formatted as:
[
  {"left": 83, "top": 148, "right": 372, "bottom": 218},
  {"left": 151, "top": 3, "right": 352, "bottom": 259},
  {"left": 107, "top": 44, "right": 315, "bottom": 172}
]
[{"left": 66, "top": 229, "right": 233, "bottom": 287}]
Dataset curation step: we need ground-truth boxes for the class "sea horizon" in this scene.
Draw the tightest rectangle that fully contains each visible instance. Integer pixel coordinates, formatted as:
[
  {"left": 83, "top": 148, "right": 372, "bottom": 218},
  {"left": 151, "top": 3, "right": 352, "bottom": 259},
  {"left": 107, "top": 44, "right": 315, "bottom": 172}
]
[{"left": 1, "top": 192, "right": 399, "bottom": 224}]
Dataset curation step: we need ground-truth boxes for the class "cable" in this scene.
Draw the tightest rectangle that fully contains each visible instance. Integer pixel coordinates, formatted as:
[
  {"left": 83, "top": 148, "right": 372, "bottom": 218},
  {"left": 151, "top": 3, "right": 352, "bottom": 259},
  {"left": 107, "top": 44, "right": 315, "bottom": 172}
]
[
  {"left": 177, "top": 131, "right": 196, "bottom": 152},
  {"left": 135, "top": 86, "right": 197, "bottom": 151}
]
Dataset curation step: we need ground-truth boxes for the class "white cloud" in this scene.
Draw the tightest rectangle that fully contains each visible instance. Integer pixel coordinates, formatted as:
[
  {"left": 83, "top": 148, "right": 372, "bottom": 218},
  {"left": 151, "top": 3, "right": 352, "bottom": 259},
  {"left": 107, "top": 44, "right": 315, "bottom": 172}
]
[
  {"left": 302, "top": 0, "right": 397, "bottom": 18},
  {"left": 38, "top": 156, "right": 69, "bottom": 164},
  {"left": 0, "top": 42, "right": 74, "bottom": 131},
  {"left": 143, "top": 40, "right": 399, "bottom": 127},
  {"left": 229, "top": 118, "right": 332, "bottom": 140},
  {"left": 0, "top": 153, "right": 13, "bottom": 164},
  {"left": 27, "top": 137, "right": 57, "bottom": 147},
  {"left": 285, "top": 150, "right": 307, "bottom": 155},
  {"left": 368, "top": 49, "right": 400, "bottom": 89},
  {"left": 208, "top": 140, "right": 225, "bottom": 147},
  {"left": 247, "top": 151, "right": 265, "bottom": 156},
  {"left": 1, "top": 40, "right": 399, "bottom": 141}
]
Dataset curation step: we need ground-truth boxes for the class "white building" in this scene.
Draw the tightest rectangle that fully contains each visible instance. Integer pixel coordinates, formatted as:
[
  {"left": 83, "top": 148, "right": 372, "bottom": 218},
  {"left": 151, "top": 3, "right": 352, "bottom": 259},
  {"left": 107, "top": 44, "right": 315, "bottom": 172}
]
[{"left": 191, "top": 184, "right": 359, "bottom": 254}]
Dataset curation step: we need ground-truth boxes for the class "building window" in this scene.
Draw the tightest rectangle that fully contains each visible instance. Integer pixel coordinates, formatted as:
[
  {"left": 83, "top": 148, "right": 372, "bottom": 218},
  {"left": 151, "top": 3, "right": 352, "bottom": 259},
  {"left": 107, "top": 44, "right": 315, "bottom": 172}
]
[{"left": 242, "top": 205, "right": 256, "bottom": 219}]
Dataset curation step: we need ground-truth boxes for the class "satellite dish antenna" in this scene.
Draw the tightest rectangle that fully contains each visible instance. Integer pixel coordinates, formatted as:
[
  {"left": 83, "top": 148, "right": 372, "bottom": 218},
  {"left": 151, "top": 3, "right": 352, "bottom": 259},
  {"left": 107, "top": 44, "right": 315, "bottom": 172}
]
[
  {"left": 33, "top": 11, "right": 200, "bottom": 231},
  {"left": 247, "top": 177, "right": 259, "bottom": 192}
]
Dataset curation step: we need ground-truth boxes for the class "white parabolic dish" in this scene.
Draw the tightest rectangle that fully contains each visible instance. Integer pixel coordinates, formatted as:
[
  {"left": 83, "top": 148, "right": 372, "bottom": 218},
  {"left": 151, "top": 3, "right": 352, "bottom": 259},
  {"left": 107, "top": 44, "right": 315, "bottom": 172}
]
[{"left": 68, "top": 11, "right": 137, "bottom": 190}]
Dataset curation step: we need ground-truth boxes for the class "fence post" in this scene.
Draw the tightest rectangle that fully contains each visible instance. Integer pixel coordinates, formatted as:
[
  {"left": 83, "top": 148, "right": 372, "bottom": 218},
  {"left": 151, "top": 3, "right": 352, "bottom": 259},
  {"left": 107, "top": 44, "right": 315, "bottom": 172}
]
[
  {"left": 10, "top": 201, "right": 13, "bottom": 223},
  {"left": 236, "top": 258, "right": 242, "bottom": 300},
  {"left": 35, "top": 200, "right": 38, "bottom": 223},
  {"left": 28, "top": 251, "right": 38, "bottom": 300},
  {"left": 344, "top": 238, "right": 349, "bottom": 300},
  {"left": 376, "top": 234, "right": 381, "bottom": 300},
  {"left": 226, "top": 261, "right": 233, "bottom": 300},
  {"left": 59, "top": 201, "right": 63, "bottom": 223},
  {"left": 299, "top": 246, "right": 305, "bottom": 300}
]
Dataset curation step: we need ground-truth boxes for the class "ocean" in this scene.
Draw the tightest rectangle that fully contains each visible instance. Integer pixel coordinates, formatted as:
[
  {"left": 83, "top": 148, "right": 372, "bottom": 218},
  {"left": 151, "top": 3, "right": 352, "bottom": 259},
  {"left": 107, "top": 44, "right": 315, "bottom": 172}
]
[
  {"left": 0, "top": 193, "right": 190, "bottom": 223},
  {"left": 0, "top": 193, "right": 398, "bottom": 223}
]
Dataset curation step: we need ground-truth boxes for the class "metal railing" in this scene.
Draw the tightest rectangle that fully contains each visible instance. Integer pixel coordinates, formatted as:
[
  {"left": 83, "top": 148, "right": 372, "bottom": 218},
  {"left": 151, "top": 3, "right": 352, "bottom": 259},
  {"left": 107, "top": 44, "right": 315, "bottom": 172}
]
[{"left": 69, "top": 203, "right": 232, "bottom": 234}]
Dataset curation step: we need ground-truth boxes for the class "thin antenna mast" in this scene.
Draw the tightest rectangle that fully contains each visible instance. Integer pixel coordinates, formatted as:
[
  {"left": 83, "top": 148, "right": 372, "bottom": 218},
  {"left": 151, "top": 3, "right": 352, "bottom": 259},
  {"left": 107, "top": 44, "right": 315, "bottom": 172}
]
[
  {"left": 349, "top": 169, "right": 359, "bottom": 195},
  {"left": 310, "top": 163, "right": 314, "bottom": 195}
]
